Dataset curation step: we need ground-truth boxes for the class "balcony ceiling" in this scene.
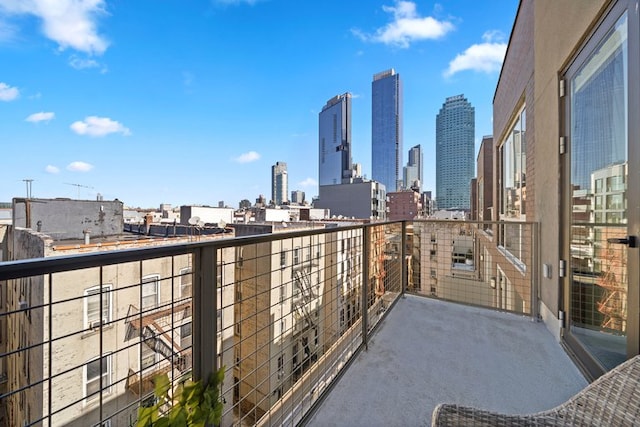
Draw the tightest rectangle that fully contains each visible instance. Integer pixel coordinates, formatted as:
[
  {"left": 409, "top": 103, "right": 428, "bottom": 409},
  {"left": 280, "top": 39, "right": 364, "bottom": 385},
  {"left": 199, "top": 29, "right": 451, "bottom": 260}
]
[{"left": 308, "top": 295, "right": 587, "bottom": 426}]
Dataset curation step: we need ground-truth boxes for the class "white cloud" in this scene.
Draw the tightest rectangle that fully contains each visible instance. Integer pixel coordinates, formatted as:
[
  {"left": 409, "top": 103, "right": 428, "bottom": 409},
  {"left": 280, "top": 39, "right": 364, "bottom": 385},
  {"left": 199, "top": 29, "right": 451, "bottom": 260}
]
[
  {"left": 444, "top": 31, "right": 507, "bottom": 77},
  {"left": 69, "top": 55, "right": 99, "bottom": 69},
  {"left": 353, "top": 1, "right": 454, "bottom": 48},
  {"left": 67, "top": 161, "right": 94, "bottom": 172},
  {"left": 0, "top": 0, "right": 109, "bottom": 55},
  {"left": 0, "top": 82, "right": 19, "bottom": 101},
  {"left": 45, "top": 165, "right": 60, "bottom": 174},
  {"left": 234, "top": 151, "right": 261, "bottom": 163},
  {"left": 26, "top": 111, "right": 55, "bottom": 123},
  {"left": 70, "top": 116, "right": 131, "bottom": 137},
  {"left": 299, "top": 178, "right": 317, "bottom": 188}
]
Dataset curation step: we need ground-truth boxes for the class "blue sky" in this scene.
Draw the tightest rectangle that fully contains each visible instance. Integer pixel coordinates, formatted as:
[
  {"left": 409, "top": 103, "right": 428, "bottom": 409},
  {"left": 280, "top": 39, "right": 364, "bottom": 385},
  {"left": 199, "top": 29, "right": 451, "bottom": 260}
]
[{"left": 0, "top": 0, "right": 518, "bottom": 208}]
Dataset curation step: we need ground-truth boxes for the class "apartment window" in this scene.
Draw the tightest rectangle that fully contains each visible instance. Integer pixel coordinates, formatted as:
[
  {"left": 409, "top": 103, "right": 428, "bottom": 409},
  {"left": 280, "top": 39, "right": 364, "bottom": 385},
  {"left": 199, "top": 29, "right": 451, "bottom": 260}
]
[
  {"left": 500, "top": 107, "right": 526, "bottom": 219},
  {"left": 280, "top": 251, "right": 287, "bottom": 268},
  {"left": 277, "top": 355, "right": 284, "bottom": 378},
  {"left": 142, "top": 275, "right": 159, "bottom": 309},
  {"left": 180, "top": 322, "right": 192, "bottom": 349},
  {"left": 217, "top": 309, "right": 222, "bottom": 333},
  {"left": 85, "top": 354, "right": 111, "bottom": 400},
  {"left": 180, "top": 268, "right": 192, "bottom": 298},
  {"left": 141, "top": 339, "right": 157, "bottom": 370},
  {"left": 293, "top": 247, "right": 300, "bottom": 265},
  {"left": 85, "top": 285, "right": 112, "bottom": 329}
]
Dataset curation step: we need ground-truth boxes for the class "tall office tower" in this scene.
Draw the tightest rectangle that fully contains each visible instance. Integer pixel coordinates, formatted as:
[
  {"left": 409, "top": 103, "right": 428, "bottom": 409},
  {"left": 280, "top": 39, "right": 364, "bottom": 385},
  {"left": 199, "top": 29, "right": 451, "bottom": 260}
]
[
  {"left": 372, "top": 69, "right": 403, "bottom": 193},
  {"left": 436, "top": 94, "right": 475, "bottom": 210},
  {"left": 403, "top": 144, "right": 423, "bottom": 191},
  {"left": 271, "top": 161, "right": 288, "bottom": 205},
  {"left": 319, "top": 93, "right": 352, "bottom": 185}
]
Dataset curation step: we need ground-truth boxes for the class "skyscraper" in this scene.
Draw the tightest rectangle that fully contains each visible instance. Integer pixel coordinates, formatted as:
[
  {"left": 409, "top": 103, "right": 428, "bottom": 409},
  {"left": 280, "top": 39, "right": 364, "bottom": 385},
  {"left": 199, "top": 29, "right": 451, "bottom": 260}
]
[
  {"left": 319, "top": 93, "right": 352, "bottom": 186},
  {"left": 372, "top": 69, "right": 403, "bottom": 193},
  {"left": 403, "top": 144, "right": 423, "bottom": 191},
  {"left": 436, "top": 94, "right": 475, "bottom": 210},
  {"left": 271, "top": 161, "right": 288, "bottom": 205}
]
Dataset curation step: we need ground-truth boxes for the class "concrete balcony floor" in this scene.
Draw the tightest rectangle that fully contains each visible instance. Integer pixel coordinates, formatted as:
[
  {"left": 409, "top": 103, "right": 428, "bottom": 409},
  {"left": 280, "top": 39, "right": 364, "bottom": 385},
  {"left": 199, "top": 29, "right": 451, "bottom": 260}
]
[{"left": 308, "top": 295, "right": 588, "bottom": 427}]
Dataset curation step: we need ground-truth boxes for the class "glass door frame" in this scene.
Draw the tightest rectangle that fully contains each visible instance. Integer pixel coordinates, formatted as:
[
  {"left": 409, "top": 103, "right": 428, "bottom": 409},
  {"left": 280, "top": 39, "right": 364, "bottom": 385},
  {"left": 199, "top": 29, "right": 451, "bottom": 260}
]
[{"left": 560, "top": 0, "right": 640, "bottom": 380}]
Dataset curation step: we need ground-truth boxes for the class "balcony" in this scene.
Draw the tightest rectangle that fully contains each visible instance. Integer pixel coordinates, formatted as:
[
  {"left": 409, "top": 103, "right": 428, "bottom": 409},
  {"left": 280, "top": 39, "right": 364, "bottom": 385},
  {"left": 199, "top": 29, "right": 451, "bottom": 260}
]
[{"left": 0, "top": 220, "right": 588, "bottom": 426}]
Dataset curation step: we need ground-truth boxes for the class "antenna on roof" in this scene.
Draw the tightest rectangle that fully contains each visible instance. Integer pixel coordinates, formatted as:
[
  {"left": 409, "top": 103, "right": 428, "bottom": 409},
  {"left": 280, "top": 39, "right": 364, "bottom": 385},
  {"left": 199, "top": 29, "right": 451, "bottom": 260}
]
[{"left": 64, "top": 182, "right": 94, "bottom": 199}]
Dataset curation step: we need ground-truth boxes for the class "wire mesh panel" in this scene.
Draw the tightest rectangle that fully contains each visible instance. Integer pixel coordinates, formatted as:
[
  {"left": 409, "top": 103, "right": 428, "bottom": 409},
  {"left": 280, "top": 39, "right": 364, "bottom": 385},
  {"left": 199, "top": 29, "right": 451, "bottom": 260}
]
[
  {"left": 409, "top": 220, "right": 537, "bottom": 316},
  {"left": 0, "top": 222, "right": 413, "bottom": 427}
]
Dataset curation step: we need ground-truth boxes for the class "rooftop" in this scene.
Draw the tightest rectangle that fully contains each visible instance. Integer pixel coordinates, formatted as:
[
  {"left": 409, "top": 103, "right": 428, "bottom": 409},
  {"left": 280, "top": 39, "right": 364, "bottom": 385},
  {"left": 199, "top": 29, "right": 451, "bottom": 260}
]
[{"left": 308, "top": 295, "right": 587, "bottom": 426}]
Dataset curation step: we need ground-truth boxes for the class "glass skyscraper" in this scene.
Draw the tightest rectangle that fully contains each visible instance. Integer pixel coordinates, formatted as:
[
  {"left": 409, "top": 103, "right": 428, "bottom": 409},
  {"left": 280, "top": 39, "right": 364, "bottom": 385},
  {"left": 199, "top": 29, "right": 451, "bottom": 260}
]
[
  {"left": 435, "top": 94, "right": 475, "bottom": 210},
  {"left": 271, "top": 161, "right": 288, "bottom": 206},
  {"left": 372, "top": 69, "right": 403, "bottom": 193},
  {"left": 319, "top": 93, "right": 352, "bottom": 186}
]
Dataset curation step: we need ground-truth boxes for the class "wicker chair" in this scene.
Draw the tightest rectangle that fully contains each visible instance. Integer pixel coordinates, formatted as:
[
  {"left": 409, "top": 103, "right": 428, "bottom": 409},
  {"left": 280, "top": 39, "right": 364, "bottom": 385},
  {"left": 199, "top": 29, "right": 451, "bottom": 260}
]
[{"left": 431, "top": 355, "right": 640, "bottom": 426}]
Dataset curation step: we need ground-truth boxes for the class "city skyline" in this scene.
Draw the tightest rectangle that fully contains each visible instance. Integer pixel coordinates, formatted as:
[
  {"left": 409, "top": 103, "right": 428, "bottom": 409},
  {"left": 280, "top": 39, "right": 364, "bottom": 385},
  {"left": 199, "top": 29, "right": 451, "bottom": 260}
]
[{"left": 0, "top": 1, "right": 518, "bottom": 207}]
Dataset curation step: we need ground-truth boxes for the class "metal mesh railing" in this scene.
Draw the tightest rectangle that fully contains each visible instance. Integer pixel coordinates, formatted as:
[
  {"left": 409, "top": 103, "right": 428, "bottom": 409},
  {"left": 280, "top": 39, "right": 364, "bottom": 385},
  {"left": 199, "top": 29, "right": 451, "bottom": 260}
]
[
  {"left": 0, "top": 221, "right": 407, "bottom": 427},
  {"left": 407, "top": 220, "right": 538, "bottom": 316},
  {"left": 0, "top": 220, "right": 537, "bottom": 426}
]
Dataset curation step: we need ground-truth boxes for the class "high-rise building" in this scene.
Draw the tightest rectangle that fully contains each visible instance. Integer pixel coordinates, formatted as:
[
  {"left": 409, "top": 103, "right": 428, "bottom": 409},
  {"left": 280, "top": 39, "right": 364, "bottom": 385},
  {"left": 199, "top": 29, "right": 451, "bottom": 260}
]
[
  {"left": 271, "top": 161, "right": 288, "bottom": 205},
  {"left": 319, "top": 93, "right": 352, "bottom": 186},
  {"left": 291, "top": 190, "right": 305, "bottom": 205},
  {"left": 436, "top": 94, "right": 475, "bottom": 210},
  {"left": 372, "top": 69, "right": 403, "bottom": 193},
  {"left": 403, "top": 144, "right": 423, "bottom": 191}
]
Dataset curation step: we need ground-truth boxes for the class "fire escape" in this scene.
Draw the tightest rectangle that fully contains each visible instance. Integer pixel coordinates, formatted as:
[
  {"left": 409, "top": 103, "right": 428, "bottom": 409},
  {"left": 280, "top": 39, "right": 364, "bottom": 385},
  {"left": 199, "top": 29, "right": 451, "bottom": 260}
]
[
  {"left": 596, "top": 240, "right": 627, "bottom": 332},
  {"left": 370, "top": 227, "right": 387, "bottom": 304},
  {"left": 124, "top": 301, "right": 192, "bottom": 395},
  {"left": 291, "top": 261, "right": 319, "bottom": 380}
]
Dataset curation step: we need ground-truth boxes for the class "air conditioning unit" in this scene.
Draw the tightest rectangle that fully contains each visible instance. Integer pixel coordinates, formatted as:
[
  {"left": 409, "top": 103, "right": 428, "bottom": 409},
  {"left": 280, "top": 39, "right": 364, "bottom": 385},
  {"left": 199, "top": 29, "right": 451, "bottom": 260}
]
[{"left": 18, "top": 300, "right": 29, "bottom": 310}]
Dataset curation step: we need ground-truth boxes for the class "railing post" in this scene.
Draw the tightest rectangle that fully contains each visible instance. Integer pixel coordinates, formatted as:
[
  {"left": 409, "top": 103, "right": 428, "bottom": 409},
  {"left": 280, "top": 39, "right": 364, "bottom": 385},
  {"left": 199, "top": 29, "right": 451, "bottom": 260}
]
[
  {"left": 401, "top": 221, "right": 407, "bottom": 297},
  {"left": 193, "top": 246, "right": 218, "bottom": 384},
  {"left": 362, "top": 225, "right": 370, "bottom": 350},
  {"left": 531, "top": 222, "right": 540, "bottom": 321}
]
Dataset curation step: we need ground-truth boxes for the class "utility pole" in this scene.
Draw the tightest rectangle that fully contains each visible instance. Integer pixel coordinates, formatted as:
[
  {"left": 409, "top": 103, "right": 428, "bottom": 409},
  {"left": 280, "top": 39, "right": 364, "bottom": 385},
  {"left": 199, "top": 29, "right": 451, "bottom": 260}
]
[{"left": 22, "top": 179, "right": 33, "bottom": 199}]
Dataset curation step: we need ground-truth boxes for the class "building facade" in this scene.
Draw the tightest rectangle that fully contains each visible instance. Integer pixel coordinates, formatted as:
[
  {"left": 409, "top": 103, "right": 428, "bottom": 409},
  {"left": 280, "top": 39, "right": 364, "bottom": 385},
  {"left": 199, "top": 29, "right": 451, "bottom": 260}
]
[
  {"left": 372, "top": 69, "right": 403, "bottom": 193},
  {"left": 476, "top": 136, "right": 494, "bottom": 222},
  {"left": 272, "top": 162, "right": 288, "bottom": 206},
  {"left": 436, "top": 94, "right": 475, "bottom": 210},
  {"left": 319, "top": 93, "right": 352, "bottom": 186},
  {"left": 314, "top": 179, "right": 386, "bottom": 221},
  {"left": 387, "top": 190, "right": 422, "bottom": 221},
  {"left": 495, "top": 0, "right": 640, "bottom": 379}
]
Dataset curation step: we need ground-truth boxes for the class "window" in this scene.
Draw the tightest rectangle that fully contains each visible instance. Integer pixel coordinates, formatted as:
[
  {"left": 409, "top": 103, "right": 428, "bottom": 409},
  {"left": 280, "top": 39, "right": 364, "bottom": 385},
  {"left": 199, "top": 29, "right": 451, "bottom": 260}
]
[
  {"left": 85, "top": 354, "right": 111, "bottom": 400},
  {"left": 84, "top": 285, "right": 112, "bottom": 329},
  {"left": 142, "top": 275, "right": 159, "bottom": 309},
  {"left": 180, "top": 268, "right": 192, "bottom": 298},
  {"left": 141, "top": 336, "right": 158, "bottom": 370},
  {"left": 180, "top": 322, "right": 192, "bottom": 349},
  {"left": 92, "top": 420, "right": 111, "bottom": 427},
  {"left": 293, "top": 247, "right": 300, "bottom": 265},
  {"left": 277, "top": 355, "right": 284, "bottom": 379},
  {"left": 280, "top": 251, "right": 287, "bottom": 267},
  {"left": 500, "top": 107, "right": 526, "bottom": 219}
]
